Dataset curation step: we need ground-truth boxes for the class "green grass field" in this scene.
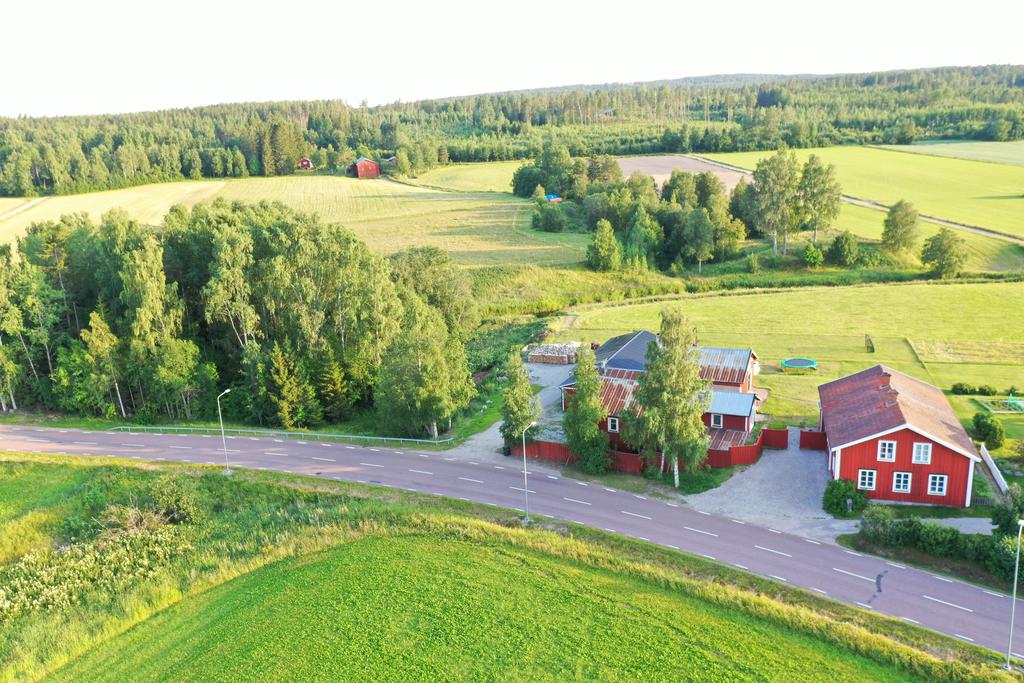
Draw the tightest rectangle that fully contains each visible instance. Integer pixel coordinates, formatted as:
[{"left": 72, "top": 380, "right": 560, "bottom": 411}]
[
  {"left": 54, "top": 535, "right": 910, "bottom": 682},
  {"left": 552, "top": 281, "right": 1024, "bottom": 425},
  {"left": 882, "top": 140, "right": 1024, "bottom": 167},
  {"left": 0, "top": 176, "right": 588, "bottom": 267},
  {"left": 412, "top": 161, "right": 521, "bottom": 193},
  {"left": 1, "top": 454, "right": 1006, "bottom": 681},
  {"left": 831, "top": 203, "right": 1024, "bottom": 272},
  {"left": 707, "top": 146, "right": 1024, "bottom": 239}
]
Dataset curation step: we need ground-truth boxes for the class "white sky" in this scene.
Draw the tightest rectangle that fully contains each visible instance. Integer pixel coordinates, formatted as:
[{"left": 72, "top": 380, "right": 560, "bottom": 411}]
[{"left": 3, "top": 0, "right": 1022, "bottom": 118}]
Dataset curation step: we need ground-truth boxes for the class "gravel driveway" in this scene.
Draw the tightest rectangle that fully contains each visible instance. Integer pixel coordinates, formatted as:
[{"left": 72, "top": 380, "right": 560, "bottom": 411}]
[{"left": 686, "top": 428, "right": 859, "bottom": 540}]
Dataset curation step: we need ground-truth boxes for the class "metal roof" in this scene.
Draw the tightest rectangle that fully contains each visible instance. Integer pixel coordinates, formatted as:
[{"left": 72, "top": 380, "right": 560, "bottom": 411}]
[
  {"left": 818, "top": 365, "right": 978, "bottom": 458},
  {"left": 709, "top": 391, "right": 756, "bottom": 417},
  {"left": 593, "top": 330, "right": 753, "bottom": 385}
]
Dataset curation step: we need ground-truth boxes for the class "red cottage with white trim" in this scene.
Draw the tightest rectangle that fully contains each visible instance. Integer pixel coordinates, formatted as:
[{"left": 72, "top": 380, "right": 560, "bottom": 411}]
[{"left": 818, "top": 365, "right": 980, "bottom": 508}]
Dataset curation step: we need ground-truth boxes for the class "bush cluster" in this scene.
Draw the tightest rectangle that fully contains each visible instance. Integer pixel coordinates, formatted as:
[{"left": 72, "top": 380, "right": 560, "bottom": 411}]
[
  {"left": 822, "top": 480, "right": 868, "bottom": 517},
  {"left": 973, "top": 411, "right": 1006, "bottom": 449},
  {"left": 951, "top": 383, "right": 1001, "bottom": 396},
  {"left": 859, "top": 506, "right": 1022, "bottom": 582}
]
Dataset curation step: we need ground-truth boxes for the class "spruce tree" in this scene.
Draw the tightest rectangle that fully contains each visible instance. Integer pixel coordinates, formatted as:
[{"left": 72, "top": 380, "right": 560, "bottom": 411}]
[{"left": 586, "top": 219, "right": 622, "bottom": 272}]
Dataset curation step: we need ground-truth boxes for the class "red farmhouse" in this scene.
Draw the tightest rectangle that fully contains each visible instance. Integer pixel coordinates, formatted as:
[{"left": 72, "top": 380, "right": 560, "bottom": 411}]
[
  {"left": 559, "top": 330, "right": 758, "bottom": 453},
  {"left": 819, "top": 365, "right": 980, "bottom": 508},
  {"left": 350, "top": 157, "right": 380, "bottom": 178}
]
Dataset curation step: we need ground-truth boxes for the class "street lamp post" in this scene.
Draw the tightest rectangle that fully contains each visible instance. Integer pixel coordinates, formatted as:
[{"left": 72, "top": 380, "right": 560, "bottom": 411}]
[
  {"left": 217, "top": 389, "right": 231, "bottom": 473},
  {"left": 1007, "top": 518, "right": 1024, "bottom": 670},
  {"left": 521, "top": 421, "right": 536, "bottom": 523}
]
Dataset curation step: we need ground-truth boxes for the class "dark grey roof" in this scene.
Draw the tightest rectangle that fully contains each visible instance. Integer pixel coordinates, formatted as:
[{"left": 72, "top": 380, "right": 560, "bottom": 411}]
[{"left": 594, "top": 330, "right": 657, "bottom": 371}]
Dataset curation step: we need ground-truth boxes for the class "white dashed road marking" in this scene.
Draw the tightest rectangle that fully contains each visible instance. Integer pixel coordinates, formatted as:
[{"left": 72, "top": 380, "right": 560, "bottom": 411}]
[
  {"left": 509, "top": 486, "right": 536, "bottom": 493},
  {"left": 360, "top": 462, "right": 384, "bottom": 468},
  {"left": 563, "top": 497, "right": 592, "bottom": 506},
  {"left": 754, "top": 545, "right": 792, "bottom": 558},
  {"left": 621, "top": 511, "right": 652, "bottom": 520},
  {"left": 833, "top": 567, "right": 874, "bottom": 583},
  {"left": 683, "top": 526, "right": 718, "bottom": 537},
  {"left": 408, "top": 469, "right": 433, "bottom": 475},
  {"left": 922, "top": 595, "right": 972, "bottom": 612},
  {"left": 458, "top": 477, "right": 484, "bottom": 484},
  {"left": 312, "top": 457, "right": 336, "bottom": 462}
]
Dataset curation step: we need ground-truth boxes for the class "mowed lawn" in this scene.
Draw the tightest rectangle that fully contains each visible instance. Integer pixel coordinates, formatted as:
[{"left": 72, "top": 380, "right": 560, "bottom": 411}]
[
  {"left": 832, "top": 203, "right": 1024, "bottom": 272},
  {"left": 53, "top": 535, "right": 912, "bottom": 682},
  {"left": 881, "top": 140, "right": 1024, "bottom": 167},
  {"left": 707, "top": 146, "right": 1024, "bottom": 239},
  {"left": 553, "top": 281, "right": 1024, "bottom": 424},
  {"left": 412, "top": 160, "right": 521, "bottom": 193},
  {"left": 0, "top": 176, "right": 588, "bottom": 267}
]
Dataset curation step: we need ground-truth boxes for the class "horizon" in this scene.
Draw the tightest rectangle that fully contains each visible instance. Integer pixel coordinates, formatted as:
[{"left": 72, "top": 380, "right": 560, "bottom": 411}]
[{"left": 4, "top": 0, "right": 1023, "bottom": 118}]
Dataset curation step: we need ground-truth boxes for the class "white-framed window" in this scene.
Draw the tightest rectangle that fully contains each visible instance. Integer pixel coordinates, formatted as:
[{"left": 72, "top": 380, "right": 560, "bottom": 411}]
[
  {"left": 607, "top": 417, "right": 620, "bottom": 433},
  {"left": 710, "top": 413, "right": 724, "bottom": 429},
  {"left": 912, "top": 442, "right": 932, "bottom": 465},
  {"left": 858, "top": 469, "right": 876, "bottom": 491},
  {"left": 928, "top": 474, "right": 948, "bottom": 496},
  {"left": 876, "top": 440, "right": 896, "bottom": 462},
  {"left": 893, "top": 471, "right": 912, "bottom": 494}
]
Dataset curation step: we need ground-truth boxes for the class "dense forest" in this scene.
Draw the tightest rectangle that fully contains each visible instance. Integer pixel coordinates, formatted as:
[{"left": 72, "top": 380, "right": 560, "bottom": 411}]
[
  {"left": 2, "top": 65, "right": 1023, "bottom": 196},
  {"left": 0, "top": 201, "right": 478, "bottom": 437}
]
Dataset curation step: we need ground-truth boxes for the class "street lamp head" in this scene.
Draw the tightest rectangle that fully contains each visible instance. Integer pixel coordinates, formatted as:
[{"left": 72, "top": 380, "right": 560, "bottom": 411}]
[
  {"left": 1018, "top": 519, "right": 1024, "bottom": 528},
  {"left": 219, "top": 388, "right": 231, "bottom": 398}
]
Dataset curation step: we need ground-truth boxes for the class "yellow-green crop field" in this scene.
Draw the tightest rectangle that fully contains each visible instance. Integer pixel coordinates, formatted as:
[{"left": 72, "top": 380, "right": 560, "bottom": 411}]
[
  {"left": 707, "top": 146, "right": 1024, "bottom": 239},
  {"left": 552, "top": 281, "right": 1024, "bottom": 425},
  {"left": 0, "top": 176, "right": 588, "bottom": 267},
  {"left": 412, "top": 160, "right": 521, "bottom": 193},
  {"left": 881, "top": 140, "right": 1024, "bottom": 167}
]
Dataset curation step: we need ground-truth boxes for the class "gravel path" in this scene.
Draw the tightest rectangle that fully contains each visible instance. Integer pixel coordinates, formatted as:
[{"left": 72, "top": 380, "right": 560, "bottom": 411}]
[{"left": 685, "top": 427, "right": 859, "bottom": 540}]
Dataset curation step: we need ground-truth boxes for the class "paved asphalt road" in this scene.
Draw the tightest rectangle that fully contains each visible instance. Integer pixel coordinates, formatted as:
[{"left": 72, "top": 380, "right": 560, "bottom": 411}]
[{"left": 2, "top": 425, "right": 1021, "bottom": 660}]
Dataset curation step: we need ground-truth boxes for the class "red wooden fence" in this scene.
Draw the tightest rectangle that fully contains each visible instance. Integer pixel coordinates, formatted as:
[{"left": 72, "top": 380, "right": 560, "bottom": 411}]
[
  {"left": 799, "top": 429, "right": 828, "bottom": 450},
  {"left": 515, "top": 427, "right": 791, "bottom": 475}
]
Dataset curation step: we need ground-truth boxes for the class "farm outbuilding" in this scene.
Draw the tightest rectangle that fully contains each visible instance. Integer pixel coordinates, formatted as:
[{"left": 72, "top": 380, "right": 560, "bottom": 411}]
[
  {"left": 527, "top": 342, "right": 580, "bottom": 364},
  {"left": 298, "top": 158, "right": 313, "bottom": 170},
  {"left": 819, "top": 365, "right": 980, "bottom": 507},
  {"left": 350, "top": 157, "right": 380, "bottom": 178}
]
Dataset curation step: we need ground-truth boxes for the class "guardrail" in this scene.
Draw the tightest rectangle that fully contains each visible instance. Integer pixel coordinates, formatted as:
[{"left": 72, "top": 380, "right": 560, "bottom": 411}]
[
  {"left": 979, "top": 443, "right": 1009, "bottom": 496},
  {"left": 106, "top": 425, "right": 454, "bottom": 449}
]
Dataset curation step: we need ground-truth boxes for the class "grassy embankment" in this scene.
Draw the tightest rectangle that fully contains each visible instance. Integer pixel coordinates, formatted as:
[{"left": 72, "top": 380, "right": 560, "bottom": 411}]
[{"left": 0, "top": 453, "right": 1011, "bottom": 682}]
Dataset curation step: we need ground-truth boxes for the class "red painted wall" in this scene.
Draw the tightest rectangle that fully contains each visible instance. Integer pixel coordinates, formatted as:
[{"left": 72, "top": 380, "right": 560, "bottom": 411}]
[
  {"left": 835, "top": 428, "right": 972, "bottom": 506},
  {"left": 800, "top": 430, "right": 828, "bottom": 450},
  {"left": 762, "top": 428, "right": 789, "bottom": 449},
  {"left": 701, "top": 413, "right": 750, "bottom": 432},
  {"left": 354, "top": 159, "right": 380, "bottom": 178}
]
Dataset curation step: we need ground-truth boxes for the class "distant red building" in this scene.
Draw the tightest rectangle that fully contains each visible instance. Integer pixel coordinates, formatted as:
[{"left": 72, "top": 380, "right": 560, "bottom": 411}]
[
  {"left": 298, "top": 158, "right": 313, "bottom": 170},
  {"left": 819, "top": 365, "right": 980, "bottom": 507},
  {"left": 350, "top": 157, "right": 380, "bottom": 178}
]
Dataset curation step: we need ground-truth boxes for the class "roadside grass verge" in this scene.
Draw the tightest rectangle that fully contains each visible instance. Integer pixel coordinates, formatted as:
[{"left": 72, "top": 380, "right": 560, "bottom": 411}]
[
  {"left": 0, "top": 452, "right": 1010, "bottom": 681},
  {"left": 837, "top": 533, "right": 1008, "bottom": 593}
]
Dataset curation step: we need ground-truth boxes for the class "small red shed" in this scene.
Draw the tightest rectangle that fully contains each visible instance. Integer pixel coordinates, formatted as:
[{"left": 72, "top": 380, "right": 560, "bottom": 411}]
[
  {"left": 298, "top": 158, "right": 313, "bottom": 170},
  {"left": 350, "top": 157, "right": 380, "bottom": 178},
  {"left": 819, "top": 365, "right": 980, "bottom": 508}
]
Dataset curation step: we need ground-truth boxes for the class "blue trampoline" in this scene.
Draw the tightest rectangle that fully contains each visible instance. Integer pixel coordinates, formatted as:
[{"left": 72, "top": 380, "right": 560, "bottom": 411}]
[{"left": 781, "top": 357, "right": 817, "bottom": 371}]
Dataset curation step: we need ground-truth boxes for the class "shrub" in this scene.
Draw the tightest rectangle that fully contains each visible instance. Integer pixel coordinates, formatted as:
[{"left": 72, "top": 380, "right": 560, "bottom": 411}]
[
  {"left": 859, "top": 506, "right": 895, "bottom": 543},
  {"left": 801, "top": 242, "right": 824, "bottom": 268},
  {"left": 532, "top": 202, "right": 566, "bottom": 232},
  {"left": 973, "top": 411, "right": 1006, "bottom": 449},
  {"left": 823, "top": 480, "right": 867, "bottom": 516},
  {"left": 918, "top": 523, "right": 960, "bottom": 557},
  {"left": 951, "top": 382, "right": 976, "bottom": 395},
  {"left": 746, "top": 253, "right": 760, "bottom": 274},
  {"left": 826, "top": 230, "right": 860, "bottom": 267},
  {"left": 150, "top": 475, "right": 202, "bottom": 524},
  {"left": 978, "top": 384, "right": 998, "bottom": 396}
]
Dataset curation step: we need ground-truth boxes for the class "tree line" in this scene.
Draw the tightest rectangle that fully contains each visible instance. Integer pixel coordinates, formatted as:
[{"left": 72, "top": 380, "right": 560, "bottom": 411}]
[
  {"left": 3, "top": 65, "right": 1022, "bottom": 196},
  {"left": 0, "top": 201, "right": 477, "bottom": 438}
]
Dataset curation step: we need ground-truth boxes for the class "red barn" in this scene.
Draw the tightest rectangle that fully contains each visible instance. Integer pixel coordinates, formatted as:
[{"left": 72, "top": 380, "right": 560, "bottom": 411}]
[
  {"left": 350, "top": 157, "right": 380, "bottom": 178},
  {"left": 819, "top": 365, "right": 980, "bottom": 508},
  {"left": 298, "top": 158, "right": 313, "bottom": 170}
]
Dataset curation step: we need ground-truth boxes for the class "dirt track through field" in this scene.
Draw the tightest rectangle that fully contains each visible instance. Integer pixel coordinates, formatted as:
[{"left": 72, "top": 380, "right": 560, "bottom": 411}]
[{"left": 617, "top": 155, "right": 748, "bottom": 192}]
